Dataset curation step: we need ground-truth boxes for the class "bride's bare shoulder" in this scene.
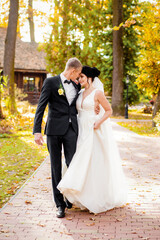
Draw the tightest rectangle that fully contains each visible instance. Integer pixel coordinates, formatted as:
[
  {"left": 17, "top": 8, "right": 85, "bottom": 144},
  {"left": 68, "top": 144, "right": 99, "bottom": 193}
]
[{"left": 94, "top": 89, "right": 104, "bottom": 98}]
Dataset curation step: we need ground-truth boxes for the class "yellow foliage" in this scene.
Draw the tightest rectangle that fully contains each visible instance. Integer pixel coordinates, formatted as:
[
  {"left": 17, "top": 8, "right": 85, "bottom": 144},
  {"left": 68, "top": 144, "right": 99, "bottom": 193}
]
[
  {"left": 123, "top": 19, "right": 136, "bottom": 28},
  {"left": 113, "top": 25, "right": 121, "bottom": 31},
  {"left": 136, "top": 2, "right": 160, "bottom": 94},
  {"left": 113, "top": 19, "right": 136, "bottom": 31}
]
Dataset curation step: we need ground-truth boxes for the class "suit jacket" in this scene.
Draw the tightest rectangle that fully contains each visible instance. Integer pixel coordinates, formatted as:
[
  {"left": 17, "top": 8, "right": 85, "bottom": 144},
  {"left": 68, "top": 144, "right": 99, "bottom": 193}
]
[{"left": 33, "top": 75, "right": 81, "bottom": 135}]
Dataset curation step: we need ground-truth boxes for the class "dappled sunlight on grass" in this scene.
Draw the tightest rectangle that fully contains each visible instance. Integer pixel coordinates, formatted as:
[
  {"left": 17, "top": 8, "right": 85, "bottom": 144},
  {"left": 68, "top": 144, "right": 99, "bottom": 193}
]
[
  {"left": 1, "top": 99, "right": 48, "bottom": 136},
  {"left": 111, "top": 110, "right": 152, "bottom": 120},
  {"left": 117, "top": 121, "right": 160, "bottom": 137},
  {"left": 0, "top": 135, "right": 48, "bottom": 208},
  {"left": 0, "top": 100, "right": 49, "bottom": 208}
]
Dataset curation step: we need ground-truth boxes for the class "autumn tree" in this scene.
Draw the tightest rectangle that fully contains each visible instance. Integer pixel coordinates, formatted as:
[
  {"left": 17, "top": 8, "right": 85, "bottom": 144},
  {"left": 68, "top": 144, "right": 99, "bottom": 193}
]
[
  {"left": 0, "top": 0, "right": 9, "bottom": 28},
  {"left": 123, "top": 0, "right": 140, "bottom": 105},
  {"left": 112, "top": 0, "right": 124, "bottom": 115},
  {"left": 28, "top": 0, "right": 35, "bottom": 42},
  {"left": 3, "top": 0, "right": 19, "bottom": 114},
  {"left": 44, "top": 0, "right": 110, "bottom": 75},
  {"left": 0, "top": 72, "right": 8, "bottom": 118},
  {"left": 44, "top": 0, "right": 140, "bottom": 112},
  {"left": 0, "top": 0, "right": 27, "bottom": 36},
  {"left": 135, "top": 1, "right": 160, "bottom": 126},
  {"left": 104, "top": 0, "right": 140, "bottom": 104}
]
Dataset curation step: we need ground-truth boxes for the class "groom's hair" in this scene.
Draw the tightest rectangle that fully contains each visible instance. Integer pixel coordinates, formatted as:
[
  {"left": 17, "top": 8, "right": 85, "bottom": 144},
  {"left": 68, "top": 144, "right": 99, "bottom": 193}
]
[{"left": 65, "top": 57, "right": 82, "bottom": 70}]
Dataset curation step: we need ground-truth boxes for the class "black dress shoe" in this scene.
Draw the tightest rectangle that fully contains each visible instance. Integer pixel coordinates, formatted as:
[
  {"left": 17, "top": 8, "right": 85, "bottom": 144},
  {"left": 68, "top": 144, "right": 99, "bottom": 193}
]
[
  {"left": 56, "top": 206, "right": 65, "bottom": 218},
  {"left": 65, "top": 199, "right": 72, "bottom": 209}
]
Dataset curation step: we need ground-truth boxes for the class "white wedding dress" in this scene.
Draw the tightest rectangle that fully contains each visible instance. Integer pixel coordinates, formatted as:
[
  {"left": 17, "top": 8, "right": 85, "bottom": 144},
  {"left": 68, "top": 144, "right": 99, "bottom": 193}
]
[{"left": 58, "top": 87, "right": 127, "bottom": 214}]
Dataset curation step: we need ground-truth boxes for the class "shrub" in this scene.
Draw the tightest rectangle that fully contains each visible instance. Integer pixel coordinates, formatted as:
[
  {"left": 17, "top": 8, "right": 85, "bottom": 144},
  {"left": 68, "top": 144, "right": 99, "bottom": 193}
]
[{"left": 154, "top": 111, "right": 160, "bottom": 131}]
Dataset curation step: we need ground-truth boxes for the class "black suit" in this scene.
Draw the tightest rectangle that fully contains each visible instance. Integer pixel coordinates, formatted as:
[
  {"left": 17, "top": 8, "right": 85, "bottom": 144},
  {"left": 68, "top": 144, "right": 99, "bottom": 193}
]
[{"left": 33, "top": 75, "right": 81, "bottom": 207}]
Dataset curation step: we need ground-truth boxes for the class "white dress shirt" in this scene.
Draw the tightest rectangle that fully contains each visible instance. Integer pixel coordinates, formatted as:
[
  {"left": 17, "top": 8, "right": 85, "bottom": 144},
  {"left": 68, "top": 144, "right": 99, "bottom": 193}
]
[{"left": 60, "top": 73, "right": 76, "bottom": 105}]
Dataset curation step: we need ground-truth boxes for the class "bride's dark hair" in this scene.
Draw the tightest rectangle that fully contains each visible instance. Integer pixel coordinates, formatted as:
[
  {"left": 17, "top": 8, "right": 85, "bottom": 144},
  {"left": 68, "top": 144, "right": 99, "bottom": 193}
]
[{"left": 81, "top": 66, "right": 100, "bottom": 82}]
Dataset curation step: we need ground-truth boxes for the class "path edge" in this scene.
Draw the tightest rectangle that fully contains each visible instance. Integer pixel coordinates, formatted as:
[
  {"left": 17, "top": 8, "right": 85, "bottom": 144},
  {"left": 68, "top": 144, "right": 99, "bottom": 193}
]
[{"left": 0, "top": 155, "right": 49, "bottom": 213}]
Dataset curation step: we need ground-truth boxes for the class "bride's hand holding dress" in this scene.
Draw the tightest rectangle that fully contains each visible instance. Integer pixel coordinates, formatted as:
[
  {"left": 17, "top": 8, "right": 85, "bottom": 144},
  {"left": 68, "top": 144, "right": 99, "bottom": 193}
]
[{"left": 93, "top": 90, "right": 112, "bottom": 129}]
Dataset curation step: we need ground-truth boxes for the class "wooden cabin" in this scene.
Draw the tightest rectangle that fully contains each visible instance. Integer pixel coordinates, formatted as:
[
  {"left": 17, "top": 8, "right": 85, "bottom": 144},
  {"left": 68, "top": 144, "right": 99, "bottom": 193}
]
[{"left": 0, "top": 27, "right": 47, "bottom": 104}]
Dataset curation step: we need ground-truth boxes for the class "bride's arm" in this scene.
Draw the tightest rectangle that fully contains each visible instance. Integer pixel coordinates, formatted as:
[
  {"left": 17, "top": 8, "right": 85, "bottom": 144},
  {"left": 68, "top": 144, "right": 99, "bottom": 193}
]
[{"left": 94, "top": 90, "right": 112, "bottom": 129}]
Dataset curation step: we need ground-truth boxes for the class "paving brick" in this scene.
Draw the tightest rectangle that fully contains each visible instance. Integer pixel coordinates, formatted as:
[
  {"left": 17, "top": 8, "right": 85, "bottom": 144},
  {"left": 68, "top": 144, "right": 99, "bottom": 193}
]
[{"left": 0, "top": 122, "right": 160, "bottom": 239}]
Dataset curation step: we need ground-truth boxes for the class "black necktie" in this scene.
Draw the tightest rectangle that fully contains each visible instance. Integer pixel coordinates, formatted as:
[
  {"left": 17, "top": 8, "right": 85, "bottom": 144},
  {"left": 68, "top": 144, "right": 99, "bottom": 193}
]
[{"left": 64, "top": 79, "right": 71, "bottom": 84}]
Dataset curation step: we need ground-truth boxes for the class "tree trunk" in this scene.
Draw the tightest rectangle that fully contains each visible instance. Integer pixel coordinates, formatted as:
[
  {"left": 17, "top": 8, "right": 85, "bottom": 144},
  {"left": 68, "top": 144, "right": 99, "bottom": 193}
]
[
  {"left": 112, "top": 0, "right": 124, "bottom": 116},
  {"left": 28, "top": 0, "right": 35, "bottom": 42},
  {"left": 0, "top": 89, "right": 4, "bottom": 119},
  {"left": 152, "top": 88, "right": 160, "bottom": 127},
  {"left": 3, "top": 0, "right": 19, "bottom": 114},
  {"left": 61, "top": 0, "right": 70, "bottom": 57}
]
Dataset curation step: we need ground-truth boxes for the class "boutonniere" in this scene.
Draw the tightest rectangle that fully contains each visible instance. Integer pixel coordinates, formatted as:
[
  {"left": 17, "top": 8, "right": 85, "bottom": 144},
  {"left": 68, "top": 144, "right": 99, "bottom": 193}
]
[{"left": 58, "top": 83, "right": 65, "bottom": 96}]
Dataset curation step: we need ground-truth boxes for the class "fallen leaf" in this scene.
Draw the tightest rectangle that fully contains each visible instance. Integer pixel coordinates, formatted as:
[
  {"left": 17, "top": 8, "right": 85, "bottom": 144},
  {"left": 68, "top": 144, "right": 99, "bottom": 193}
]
[
  {"left": 0, "top": 230, "right": 9, "bottom": 233},
  {"left": 116, "top": 218, "right": 123, "bottom": 222},
  {"left": 64, "top": 232, "right": 72, "bottom": 235},
  {"left": 25, "top": 200, "right": 32, "bottom": 205},
  {"left": 154, "top": 227, "right": 159, "bottom": 230},
  {"left": 86, "top": 222, "right": 95, "bottom": 226},
  {"left": 66, "top": 217, "right": 72, "bottom": 220},
  {"left": 37, "top": 223, "right": 46, "bottom": 227}
]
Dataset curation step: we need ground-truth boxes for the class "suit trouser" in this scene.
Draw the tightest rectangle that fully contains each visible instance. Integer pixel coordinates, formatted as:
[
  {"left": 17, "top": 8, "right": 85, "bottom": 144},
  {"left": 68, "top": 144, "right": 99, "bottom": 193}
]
[{"left": 47, "top": 123, "right": 78, "bottom": 208}]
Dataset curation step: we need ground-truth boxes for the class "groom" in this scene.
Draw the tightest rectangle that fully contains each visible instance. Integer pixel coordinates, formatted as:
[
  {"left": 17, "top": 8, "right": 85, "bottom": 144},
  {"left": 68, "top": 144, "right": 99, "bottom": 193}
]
[{"left": 33, "top": 57, "right": 82, "bottom": 218}]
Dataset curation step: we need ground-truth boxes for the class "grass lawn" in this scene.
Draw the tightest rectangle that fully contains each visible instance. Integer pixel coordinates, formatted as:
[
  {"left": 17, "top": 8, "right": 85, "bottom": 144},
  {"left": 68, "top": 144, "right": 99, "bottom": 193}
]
[
  {"left": 0, "top": 132, "right": 48, "bottom": 208},
  {"left": 0, "top": 101, "right": 48, "bottom": 208},
  {"left": 111, "top": 110, "right": 152, "bottom": 120},
  {"left": 117, "top": 121, "right": 160, "bottom": 137},
  {"left": 128, "top": 111, "right": 152, "bottom": 120}
]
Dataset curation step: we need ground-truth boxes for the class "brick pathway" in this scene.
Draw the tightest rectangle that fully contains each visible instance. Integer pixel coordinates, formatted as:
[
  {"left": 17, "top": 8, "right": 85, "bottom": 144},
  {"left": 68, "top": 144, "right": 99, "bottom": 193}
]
[{"left": 0, "top": 122, "right": 160, "bottom": 240}]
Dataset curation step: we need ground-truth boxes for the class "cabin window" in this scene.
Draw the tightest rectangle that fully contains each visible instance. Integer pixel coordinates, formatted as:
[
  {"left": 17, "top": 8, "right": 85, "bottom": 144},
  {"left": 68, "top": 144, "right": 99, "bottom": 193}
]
[{"left": 23, "top": 76, "right": 41, "bottom": 92}]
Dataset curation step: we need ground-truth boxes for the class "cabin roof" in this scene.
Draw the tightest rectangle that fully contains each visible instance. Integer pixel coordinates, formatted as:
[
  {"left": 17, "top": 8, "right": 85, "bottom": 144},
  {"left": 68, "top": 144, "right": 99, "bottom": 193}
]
[{"left": 0, "top": 27, "right": 47, "bottom": 72}]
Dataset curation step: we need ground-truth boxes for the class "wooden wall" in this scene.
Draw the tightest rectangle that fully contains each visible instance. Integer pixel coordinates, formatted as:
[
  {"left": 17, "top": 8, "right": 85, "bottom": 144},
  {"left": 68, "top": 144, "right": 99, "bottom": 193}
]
[{"left": 14, "top": 71, "right": 46, "bottom": 104}]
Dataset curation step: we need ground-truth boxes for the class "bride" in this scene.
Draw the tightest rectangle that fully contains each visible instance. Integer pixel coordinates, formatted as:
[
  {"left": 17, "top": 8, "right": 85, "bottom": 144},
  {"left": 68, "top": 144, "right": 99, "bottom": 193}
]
[{"left": 58, "top": 66, "right": 128, "bottom": 214}]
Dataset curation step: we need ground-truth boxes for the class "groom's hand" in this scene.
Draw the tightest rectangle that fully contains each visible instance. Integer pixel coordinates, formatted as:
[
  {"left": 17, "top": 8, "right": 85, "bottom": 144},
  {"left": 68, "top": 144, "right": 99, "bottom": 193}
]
[{"left": 34, "top": 133, "right": 44, "bottom": 146}]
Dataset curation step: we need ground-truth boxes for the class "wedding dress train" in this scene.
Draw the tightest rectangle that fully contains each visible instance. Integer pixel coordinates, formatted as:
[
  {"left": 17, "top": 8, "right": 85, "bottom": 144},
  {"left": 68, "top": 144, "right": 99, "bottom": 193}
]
[{"left": 58, "top": 88, "right": 127, "bottom": 214}]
